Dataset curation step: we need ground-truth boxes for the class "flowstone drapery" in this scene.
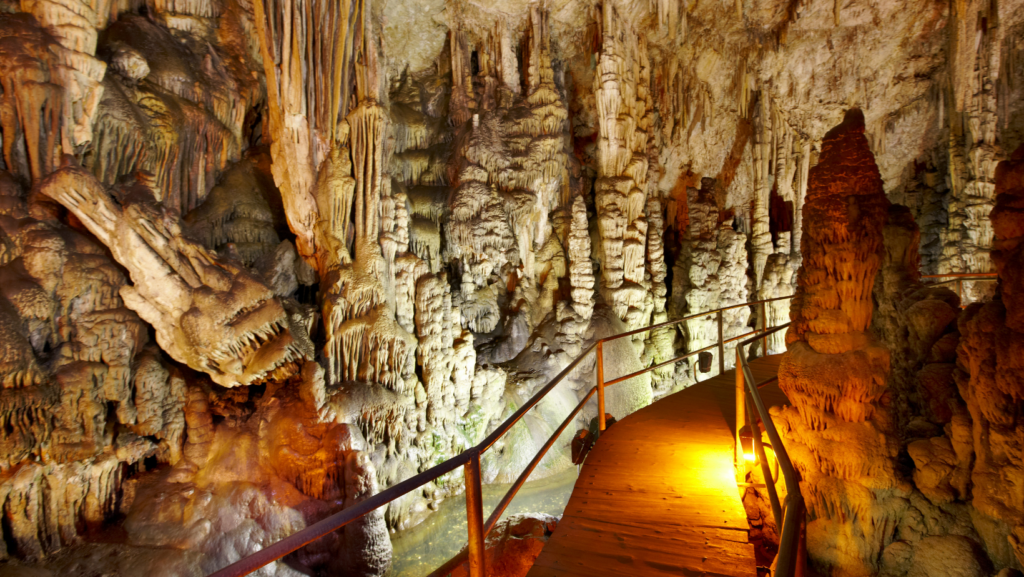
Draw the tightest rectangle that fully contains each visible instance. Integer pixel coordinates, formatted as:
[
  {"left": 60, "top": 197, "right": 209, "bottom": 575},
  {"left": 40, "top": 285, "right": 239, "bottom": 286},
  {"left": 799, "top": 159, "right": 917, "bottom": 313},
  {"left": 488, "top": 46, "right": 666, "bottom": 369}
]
[{"left": 41, "top": 167, "right": 313, "bottom": 388}]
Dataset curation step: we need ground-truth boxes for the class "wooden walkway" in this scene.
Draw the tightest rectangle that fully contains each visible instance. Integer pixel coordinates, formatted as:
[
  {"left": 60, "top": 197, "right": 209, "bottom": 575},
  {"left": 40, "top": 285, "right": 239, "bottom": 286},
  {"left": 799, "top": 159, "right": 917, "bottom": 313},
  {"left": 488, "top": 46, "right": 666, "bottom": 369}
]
[{"left": 527, "top": 355, "right": 786, "bottom": 577}]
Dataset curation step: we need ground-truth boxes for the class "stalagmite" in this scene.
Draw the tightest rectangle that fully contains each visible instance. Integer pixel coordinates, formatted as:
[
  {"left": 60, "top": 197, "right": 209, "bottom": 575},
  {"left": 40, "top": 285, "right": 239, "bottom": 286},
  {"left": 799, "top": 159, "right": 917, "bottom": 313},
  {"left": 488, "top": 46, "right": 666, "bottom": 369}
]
[
  {"left": 593, "top": 2, "right": 654, "bottom": 331},
  {"left": 775, "top": 110, "right": 897, "bottom": 575},
  {"left": 717, "top": 217, "right": 750, "bottom": 367},
  {"left": 644, "top": 197, "right": 674, "bottom": 390},
  {"left": 677, "top": 178, "right": 721, "bottom": 381},
  {"left": 758, "top": 233, "right": 796, "bottom": 354},
  {"left": 184, "top": 154, "right": 282, "bottom": 266},
  {"left": 415, "top": 272, "right": 454, "bottom": 424},
  {"left": 957, "top": 145, "right": 1024, "bottom": 568},
  {"left": 557, "top": 195, "right": 595, "bottom": 358},
  {"left": 751, "top": 97, "right": 774, "bottom": 289}
]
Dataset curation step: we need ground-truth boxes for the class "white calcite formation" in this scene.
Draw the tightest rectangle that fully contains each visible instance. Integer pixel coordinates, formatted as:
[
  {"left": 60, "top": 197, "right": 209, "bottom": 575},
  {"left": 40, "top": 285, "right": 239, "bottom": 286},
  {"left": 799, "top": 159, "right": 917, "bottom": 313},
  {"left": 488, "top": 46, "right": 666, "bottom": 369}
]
[
  {"left": 939, "top": 0, "right": 1004, "bottom": 302},
  {"left": 593, "top": 2, "right": 654, "bottom": 333},
  {"left": 759, "top": 232, "right": 797, "bottom": 355},
  {"left": 557, "top": 195, "right": 595, "bottom": 359},
  {"left": 0, "top": 0, "right": 1023, "bottom": 574},
  {"left": 751, "top": 98, "right": 775, "bottom": 290},
  {"left": 643, "top": 197, "right": 675, "bottom": 391},
  {"left": 40, "top": 167, "right": 313, "bottom": 388},
  {"left": 717, "top": 217, "right": 750, "bottom": 368},
  {"left": 675, "top": 178, "right": 721, "bottom": 382}
]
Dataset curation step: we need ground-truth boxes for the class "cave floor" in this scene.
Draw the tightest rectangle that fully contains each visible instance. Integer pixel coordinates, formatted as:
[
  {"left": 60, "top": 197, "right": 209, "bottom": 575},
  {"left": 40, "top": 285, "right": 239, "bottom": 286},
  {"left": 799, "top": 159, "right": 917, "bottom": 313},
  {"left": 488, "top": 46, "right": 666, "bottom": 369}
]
[{"left": 527, "top": 355, "right": 786, "bottom": 577}]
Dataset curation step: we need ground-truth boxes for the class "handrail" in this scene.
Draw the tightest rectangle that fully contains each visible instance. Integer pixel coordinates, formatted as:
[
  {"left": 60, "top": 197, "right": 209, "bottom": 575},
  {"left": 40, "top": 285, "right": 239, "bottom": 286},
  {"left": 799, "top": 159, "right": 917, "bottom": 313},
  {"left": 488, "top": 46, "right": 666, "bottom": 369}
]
[
  {"left": 736, "top": 324, "right": 804, "bottom": 577},
  {"left": 209, "top": 294, "right": 797, "bottom": 577},
  {"left": 921, "top": 273, "right": 997, "bottom": 307}
]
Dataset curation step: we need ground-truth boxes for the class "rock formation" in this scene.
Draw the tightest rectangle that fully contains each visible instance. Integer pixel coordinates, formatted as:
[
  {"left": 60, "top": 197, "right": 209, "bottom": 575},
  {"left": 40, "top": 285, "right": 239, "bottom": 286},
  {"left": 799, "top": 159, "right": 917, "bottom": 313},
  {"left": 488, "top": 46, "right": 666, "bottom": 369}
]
[
  {"left": 0, "top": 0, "right": 1022, "bottom": 574},
  {"left": 956, "top": 144, "right": 1024, "bottom": 569},
  {"left": 675, "top": 178, "right": 721, "bottom": 381},
  {"left": 593, "top": 2, "right": 654, "bottom": 333},
  {"left": 939, "top": 0, "right": 1004, "bottom": 303},
  {"left": 718, "top": 217, "right": 750, "bottom": 367},
  {"left": 40, "top": 167, "right": 313, "bottom": 389},
  {"left": 776, "top": 110, "right": 898, "bottom": 575}
]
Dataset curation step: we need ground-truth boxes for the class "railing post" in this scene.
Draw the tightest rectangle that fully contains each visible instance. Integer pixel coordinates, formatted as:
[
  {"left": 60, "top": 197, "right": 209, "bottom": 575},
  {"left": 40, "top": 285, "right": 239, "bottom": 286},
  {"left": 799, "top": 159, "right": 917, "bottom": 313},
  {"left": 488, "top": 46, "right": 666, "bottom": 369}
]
[
  {"left": 760, "top": 300, "right": 769, "bottom": 356},
  {"left": 597, "top": 340, "right": 606, "bottom": 432},
  {"left": 464, "top": 451, "right": 486, "bottom": 577},
  {"left": 735, "top": 347, "right": 745, "bottom": 467},
  {"left": 717, "top": 310, "right": 725, "bottom": 375}
]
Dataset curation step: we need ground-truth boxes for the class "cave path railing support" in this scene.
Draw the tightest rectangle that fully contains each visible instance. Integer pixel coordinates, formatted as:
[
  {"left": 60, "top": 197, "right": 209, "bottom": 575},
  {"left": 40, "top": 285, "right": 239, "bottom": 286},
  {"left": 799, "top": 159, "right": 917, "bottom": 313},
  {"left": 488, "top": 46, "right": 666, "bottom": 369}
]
[
  {"left": 593, "top": 295, "right": 797, "bottom": 432},
  {"left": 736, "top": 323, "right": 805, "bottom": 577},
  {"left": 209, "top": 294, "right": 795, "bottom": 577},
  {"left": 921, "top": 273, "right": 998, "bottom": 306}
]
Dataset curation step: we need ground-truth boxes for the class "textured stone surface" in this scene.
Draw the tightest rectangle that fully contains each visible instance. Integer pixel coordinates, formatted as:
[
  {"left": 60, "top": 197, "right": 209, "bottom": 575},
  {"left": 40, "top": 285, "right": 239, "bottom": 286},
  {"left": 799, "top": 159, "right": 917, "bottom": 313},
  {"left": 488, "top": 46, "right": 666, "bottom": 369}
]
[
  {"left": 776, "top": 110, "right": 901, "bottom": 575},
  {"left": 0, "top": 0, "right": 1023, "bottom": 574}
]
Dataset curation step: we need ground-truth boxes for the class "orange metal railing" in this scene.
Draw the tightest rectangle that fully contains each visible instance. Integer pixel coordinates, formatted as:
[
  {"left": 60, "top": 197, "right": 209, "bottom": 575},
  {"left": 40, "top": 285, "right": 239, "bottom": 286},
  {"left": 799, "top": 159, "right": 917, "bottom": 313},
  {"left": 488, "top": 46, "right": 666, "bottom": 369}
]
[
  {"left": 921, "top": 272, "right": 998, "bottom": 306},
  {"left": 208, "top": 294, "right": 797, "bottom": 577},
  {"left": 736, "top": 324, "right": 804, "bottom": 577}
]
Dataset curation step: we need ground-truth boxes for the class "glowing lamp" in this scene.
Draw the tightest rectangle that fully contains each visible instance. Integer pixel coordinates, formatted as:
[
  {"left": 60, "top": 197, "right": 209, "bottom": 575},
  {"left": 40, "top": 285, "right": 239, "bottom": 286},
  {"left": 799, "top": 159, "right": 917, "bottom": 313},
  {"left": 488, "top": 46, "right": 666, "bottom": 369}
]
[{"left": 738, "top": 424, "right": 756, "bottom": 464}]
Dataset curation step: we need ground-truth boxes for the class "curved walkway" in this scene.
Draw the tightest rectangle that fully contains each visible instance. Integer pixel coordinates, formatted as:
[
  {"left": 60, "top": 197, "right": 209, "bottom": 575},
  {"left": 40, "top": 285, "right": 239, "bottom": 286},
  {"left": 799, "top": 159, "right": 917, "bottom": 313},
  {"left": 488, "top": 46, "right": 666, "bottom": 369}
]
[{"left": 527, "top": 355, "right": 786, "bottom": 577}]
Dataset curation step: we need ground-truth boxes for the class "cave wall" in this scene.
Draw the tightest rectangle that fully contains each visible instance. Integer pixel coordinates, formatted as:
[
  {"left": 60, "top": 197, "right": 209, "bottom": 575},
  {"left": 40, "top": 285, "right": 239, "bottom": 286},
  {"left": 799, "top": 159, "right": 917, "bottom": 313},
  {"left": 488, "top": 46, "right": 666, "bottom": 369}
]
[{"left": 0, "top": 0, "right": 1022, "bottom": 574}]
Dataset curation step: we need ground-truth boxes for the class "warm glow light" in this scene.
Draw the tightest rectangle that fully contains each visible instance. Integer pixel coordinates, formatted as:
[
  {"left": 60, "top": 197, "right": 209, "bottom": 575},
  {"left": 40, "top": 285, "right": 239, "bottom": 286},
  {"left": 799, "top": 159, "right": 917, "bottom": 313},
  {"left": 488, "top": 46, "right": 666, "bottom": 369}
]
[{"left": 744, "top": 452, "right": 756, "bottom": 462}]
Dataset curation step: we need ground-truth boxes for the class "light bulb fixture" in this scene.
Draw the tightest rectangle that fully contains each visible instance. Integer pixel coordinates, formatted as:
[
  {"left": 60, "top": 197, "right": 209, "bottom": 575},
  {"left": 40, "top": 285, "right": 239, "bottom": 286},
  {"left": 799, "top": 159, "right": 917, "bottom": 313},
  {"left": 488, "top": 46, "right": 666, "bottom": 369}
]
[{"left": 739, "top": 424, "right": 756, "bottom": 465}]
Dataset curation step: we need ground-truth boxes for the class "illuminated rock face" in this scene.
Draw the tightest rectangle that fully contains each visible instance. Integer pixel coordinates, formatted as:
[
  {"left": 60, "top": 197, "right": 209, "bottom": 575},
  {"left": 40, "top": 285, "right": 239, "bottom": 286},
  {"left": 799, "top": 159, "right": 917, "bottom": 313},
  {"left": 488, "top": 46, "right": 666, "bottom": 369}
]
[
  {"left": 40, "top": 167, "right": 313, "bottom": 389},
  {"left": 776, "top": 110, "right": 901, "bottom": 575},
  {"left": 957, "top": 145, "right": 1024, "bottom": 569},
  {"left": 0, "top": 0, "right": 1024, "bottom": 574},
  {"left": 776, "top": 112, "right": 1015, "bottom": 577}
]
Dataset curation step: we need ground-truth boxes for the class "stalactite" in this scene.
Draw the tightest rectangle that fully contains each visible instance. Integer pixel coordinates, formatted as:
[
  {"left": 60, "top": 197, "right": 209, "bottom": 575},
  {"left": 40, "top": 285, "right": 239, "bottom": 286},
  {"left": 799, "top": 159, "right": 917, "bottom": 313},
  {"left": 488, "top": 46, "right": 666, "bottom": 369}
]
[
  {"left": 15, "top": 0, "right": 109, "bottom": 170},
  {"left": 751, "top": 95, "right": 773, "bottom": 289},
  {"left": 449, "top": 26, "right": 475, "bottom": 127},
  {"left": 0, "top": 15, "right": 68, "bottom": 185},
  {"left": 252, "top": 0, "right": 359, "bottom": 269},
  {"left": 793, "top": 140, "right": 811, "bottom": 256},
  {"left": 939, "top": 0, "right": 1003, "bottom": 303}
]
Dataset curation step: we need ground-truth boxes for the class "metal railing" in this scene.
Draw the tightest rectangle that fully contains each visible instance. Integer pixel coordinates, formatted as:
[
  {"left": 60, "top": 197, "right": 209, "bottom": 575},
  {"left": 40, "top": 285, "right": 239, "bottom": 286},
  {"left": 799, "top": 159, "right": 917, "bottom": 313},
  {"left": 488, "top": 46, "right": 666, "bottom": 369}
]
[
  {"left": 736, "top": 324, "right": 804, "bottom": 577},
  {"left": 921, "top": 273, "right": 998, "bottom": 306},
  {"left": 209, "top": 294, "right": 797, "bottom": 577}
]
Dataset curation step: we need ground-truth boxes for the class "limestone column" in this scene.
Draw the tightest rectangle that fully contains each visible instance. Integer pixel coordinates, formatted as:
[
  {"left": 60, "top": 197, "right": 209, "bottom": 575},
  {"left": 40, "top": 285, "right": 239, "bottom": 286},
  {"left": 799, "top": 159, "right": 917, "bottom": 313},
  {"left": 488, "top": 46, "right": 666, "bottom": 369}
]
[{"left": 774, "top": 110, "right": 898, "bottom": 575}]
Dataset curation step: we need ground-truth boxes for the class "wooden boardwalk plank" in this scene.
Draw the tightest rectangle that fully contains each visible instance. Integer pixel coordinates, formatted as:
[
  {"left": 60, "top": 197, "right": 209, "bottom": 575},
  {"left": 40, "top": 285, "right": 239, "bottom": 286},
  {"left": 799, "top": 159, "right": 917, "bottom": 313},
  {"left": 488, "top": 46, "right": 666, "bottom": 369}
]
[{"left": 527, "top": 355, "right": 787, "bottom": 577}]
